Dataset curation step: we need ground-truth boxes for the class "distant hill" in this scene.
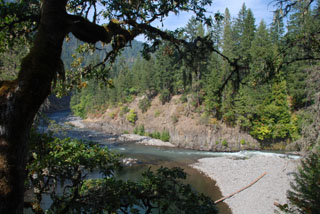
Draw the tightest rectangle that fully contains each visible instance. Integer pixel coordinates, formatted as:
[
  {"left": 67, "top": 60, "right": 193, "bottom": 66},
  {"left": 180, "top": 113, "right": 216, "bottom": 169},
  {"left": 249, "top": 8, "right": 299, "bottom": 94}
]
[{"left": 61, "top": 34, "right": 143, "bottom": 69}]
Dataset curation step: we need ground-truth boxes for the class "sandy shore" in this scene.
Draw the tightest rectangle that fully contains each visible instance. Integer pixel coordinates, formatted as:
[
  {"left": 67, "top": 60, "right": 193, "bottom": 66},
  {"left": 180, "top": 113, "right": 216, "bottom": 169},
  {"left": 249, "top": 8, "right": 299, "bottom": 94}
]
[{"left": 191, "top": 155, "right": 298, "bottom": 214}]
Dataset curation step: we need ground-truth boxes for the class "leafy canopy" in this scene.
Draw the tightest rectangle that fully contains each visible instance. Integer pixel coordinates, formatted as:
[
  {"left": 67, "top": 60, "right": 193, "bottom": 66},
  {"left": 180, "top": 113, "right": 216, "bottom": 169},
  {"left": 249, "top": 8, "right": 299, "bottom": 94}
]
[{"left": 26, "top": 131, "right": 218, "bottom": 213}]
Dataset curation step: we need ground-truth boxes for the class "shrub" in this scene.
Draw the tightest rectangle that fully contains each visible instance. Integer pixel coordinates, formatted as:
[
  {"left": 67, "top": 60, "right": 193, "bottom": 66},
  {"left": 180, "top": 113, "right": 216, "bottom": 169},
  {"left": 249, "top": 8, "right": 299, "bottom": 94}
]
[
  {"left": 27, "top": 132, "right": 218, "bottom": 213},
  {"left": 134, "top": 125, "right": 145, "bottom": 136},
  {"left": 119, "top": 106, "right": 129, "bottom": 117},
  {"left": 276, "top": 147, "right": 320, "bottom": 213},
  {"left": 108, "top": 111, "right": 117, "bottom": 119},
  {"left": 138, "top": 97, "right": 151, "bottom": 113},
  {"left": 126, "top": 109, "right": 137, "bottom": 124},
  {"left": 160, "top": 130, "right": 170, "bottom": 142},
  {"left": 240, "top": 139, "right": 246, "bottom": 145},
  {"left": 180, "top": 94, "right": 188, "bottom": 103},
  {"left": 160, "top": 89, "right": 171, "bottom": 104},
  {"left": 149, "top": 131, "right": 161, "bottom": 139},
  {"left": 222, "top": 139, "right": 228, "bottom": 147}
]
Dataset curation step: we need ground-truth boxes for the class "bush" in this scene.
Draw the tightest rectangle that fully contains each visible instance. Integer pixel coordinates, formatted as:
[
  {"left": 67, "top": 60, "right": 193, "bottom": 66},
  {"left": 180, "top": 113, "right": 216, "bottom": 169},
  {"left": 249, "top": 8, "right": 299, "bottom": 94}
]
[
  {"left": 108, "top": 111, "right": 117, "bottom": 119},
  {"left": 159, "top": 89, "right": 171, "bottom": 104},
  {"left": 222, "top": 139, "right": 228, "bottom": 147},
  {"left": 160, "top": 130, "right": 170, "bottom": 142},
  {"left": 134, "top": 124, "right": 145, "bottom": 136},
  {"left": 180, "top": 94, "right": 188, "bottom": 103},
  {"left": 119, "top": 105, "right": 129, "bottom": 117},
  {"left": 276, "top": 147, "right": 320, "bottom": 213},
  {"left": 240, "top": 139, "right": 246, "bottom": 145},
  {"left": 27, "top": 132, "right": 218, "bottom": 214},
  {"left": 126, "top": 109, "right": 137, "bottom": 124},
  {"left": 138, "top": 97, "right": 151, "bottom": 113},
  {"left": 149, "top": 131, "right": 161, "bottom": 139}
]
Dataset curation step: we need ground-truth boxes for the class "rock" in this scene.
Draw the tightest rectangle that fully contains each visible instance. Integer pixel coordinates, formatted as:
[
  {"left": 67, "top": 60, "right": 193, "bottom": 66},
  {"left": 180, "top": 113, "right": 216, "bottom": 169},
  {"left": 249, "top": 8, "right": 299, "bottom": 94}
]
[
  {"left": 119, "top": 134, "right": 175, "bottom": 147},
  {"left": 122, "top": 158, "right": 138, "bottom": 166}
]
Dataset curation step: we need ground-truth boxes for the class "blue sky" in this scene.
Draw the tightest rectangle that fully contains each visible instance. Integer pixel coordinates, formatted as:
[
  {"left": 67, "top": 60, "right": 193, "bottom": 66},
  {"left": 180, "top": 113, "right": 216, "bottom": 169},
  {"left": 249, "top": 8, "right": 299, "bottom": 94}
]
[
  {"left": 135, "top": 0, "right": 277, "bottom": 41},
  {"left": 159, "top": 0, "right": 276, "bottom": 30}
]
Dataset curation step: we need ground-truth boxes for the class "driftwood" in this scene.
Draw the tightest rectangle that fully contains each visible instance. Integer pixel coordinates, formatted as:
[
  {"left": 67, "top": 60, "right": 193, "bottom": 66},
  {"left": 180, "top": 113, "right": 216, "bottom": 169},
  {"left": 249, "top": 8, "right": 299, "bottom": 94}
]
[{"left": 214, "top": 172, "right": 267, "bottom": 204}]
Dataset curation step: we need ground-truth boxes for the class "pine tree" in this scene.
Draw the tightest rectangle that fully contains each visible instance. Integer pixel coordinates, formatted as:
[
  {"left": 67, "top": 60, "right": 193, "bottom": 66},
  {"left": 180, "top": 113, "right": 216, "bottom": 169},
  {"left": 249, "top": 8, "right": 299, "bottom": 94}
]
[
  {"left": 251, "top": 80, "right": 298, "bottom": 141},
  {"left": 270, "top": 11, "right": 284, "bottom": 44},
  {"left": 250, "top": 20, "right": 274, "bottom": 83}
]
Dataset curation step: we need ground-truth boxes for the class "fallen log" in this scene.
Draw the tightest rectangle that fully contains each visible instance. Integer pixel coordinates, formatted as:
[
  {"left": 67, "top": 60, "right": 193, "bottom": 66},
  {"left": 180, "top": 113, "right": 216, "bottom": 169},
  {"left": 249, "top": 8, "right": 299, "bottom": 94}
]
[{"left": 214, "top": 172, "right": 267, "bottom": 204}]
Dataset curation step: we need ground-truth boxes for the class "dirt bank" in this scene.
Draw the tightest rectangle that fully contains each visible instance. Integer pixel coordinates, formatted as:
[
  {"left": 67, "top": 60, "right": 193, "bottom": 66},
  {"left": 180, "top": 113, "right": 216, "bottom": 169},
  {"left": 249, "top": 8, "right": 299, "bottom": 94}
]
[{"left": 84, "top": 95, "right": 260, "bottom": 152}]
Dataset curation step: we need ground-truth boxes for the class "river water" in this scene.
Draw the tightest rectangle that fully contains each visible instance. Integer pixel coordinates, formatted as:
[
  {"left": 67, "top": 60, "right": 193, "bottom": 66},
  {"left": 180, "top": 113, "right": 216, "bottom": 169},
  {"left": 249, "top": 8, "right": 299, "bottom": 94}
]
[{"left": 36, "top": 110, "right": 299, "bottom": 213}]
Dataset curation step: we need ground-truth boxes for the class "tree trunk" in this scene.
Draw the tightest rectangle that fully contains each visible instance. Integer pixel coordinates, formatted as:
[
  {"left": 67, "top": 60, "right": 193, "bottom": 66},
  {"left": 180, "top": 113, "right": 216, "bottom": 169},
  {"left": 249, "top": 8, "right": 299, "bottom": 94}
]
[
  {"left": 0, "top": 0, "right": 141, "bottom": 212},
  {"left": 0, "top": 1, "right": 68, "bottom": 213}
]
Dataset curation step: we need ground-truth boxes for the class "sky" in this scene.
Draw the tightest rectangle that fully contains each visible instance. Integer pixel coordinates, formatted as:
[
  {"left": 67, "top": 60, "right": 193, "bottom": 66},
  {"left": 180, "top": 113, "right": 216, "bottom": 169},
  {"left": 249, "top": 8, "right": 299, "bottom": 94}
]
[
  {"left": 158, "top": 0, "right": 276, "bottom": 30},
  {"left": 136, "top": 0, "right": 277, "bottom": 41}
]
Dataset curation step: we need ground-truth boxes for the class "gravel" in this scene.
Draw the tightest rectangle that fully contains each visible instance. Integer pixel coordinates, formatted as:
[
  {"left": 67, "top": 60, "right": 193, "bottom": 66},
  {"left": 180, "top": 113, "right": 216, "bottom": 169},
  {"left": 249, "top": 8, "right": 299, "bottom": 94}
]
[{"left": 191, "top": 155, "right": 299, "bottom": 214}]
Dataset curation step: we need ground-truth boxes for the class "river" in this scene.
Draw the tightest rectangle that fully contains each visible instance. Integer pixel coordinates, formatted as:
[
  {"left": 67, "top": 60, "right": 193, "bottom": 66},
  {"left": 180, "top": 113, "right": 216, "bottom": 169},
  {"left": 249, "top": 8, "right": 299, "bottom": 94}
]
[
  {"left": 40, "top": 110, "right": 232, "bottom": 213},
  {"left": 34, "top": 110, "right": 298, "bottom": 213}
]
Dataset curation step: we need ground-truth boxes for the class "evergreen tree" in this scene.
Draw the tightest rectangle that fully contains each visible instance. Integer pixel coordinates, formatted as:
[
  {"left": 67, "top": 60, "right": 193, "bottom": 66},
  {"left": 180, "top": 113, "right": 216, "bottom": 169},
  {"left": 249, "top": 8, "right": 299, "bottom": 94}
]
[
  {"left": 251, "top": 80, "right": 298, "bottom": 141},
  {"left": 270, "top": 11, "right": 284, "bottom": 44},
  {"left": 250, "top": 20, "right": 274, "bottom": 83},
  {"left": 277, "top": 147, "right": 320, "bottom": 213}
]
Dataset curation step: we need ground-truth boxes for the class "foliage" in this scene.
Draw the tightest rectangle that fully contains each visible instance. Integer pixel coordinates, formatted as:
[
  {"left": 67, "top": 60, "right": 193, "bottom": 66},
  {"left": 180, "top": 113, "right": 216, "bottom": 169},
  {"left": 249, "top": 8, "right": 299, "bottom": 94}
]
[
  {"left": 126, "top": 109, "right": 138, "bottom": 124},
  {"left": 27, "top": 131, "right": 217, "bottom": 213},
  {"left": 250, "top": 81, "right": 299, "bottom": 141},
  {"left": 138, "top": 97, "right": 151, "bottom": 113},
  {"left": 120, "top": 105, "right": 130, "bottom": 117},
  {"left": 148, "top": 130, "right": 171, "bottom": 142},
  {"left": 133, "top": 124, "right": 145, "bottom": 136},
  {"left": 160, "top": 89, "right": 171, "bottom": 104},
  {"left": 160, "top": 130, "right": 171, "bottom": 142},
  {"left": 222, "top": 140, "right": 228, "bottom": 147},
  {"left": 277, "top": 147, "right": 320, "bottom": 213}
]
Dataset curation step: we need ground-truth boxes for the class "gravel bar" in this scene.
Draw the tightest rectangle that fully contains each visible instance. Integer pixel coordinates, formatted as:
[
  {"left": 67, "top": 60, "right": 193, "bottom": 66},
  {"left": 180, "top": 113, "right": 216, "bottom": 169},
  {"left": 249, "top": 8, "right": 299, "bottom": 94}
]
[{"left": 191, "top": 155, "right": 298, "bottom": 214}]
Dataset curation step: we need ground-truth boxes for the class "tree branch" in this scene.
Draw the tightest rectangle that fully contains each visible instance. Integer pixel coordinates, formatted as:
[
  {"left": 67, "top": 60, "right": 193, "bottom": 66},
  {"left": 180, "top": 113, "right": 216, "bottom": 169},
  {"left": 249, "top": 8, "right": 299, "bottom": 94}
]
[{"left": 67, "top": 15, "right": 111, "bottom": 44}]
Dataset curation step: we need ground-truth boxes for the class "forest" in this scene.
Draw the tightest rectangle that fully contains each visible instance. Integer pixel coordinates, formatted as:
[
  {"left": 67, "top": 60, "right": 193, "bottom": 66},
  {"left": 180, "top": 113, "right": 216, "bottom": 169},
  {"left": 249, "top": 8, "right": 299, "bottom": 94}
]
[{"left": 69, "top": 3, "right": 319, "bottom": 148}]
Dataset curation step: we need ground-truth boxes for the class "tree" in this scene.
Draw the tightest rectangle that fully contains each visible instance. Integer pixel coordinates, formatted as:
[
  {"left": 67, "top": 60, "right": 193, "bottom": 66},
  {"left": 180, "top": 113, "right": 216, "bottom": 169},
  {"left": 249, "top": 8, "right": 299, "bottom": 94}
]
[
  {"left": 0, "top": 0, "right": 218, "bottom": 213},
  {"left": 26, "top": 131, "right": 218, "bottom": 213},
  {"left": 270, "top": 11, "right": 284, "bottom": 44},
  {"left": 277, "top": 147, "right": 320, "bottom": 213},
  {"left": 251, "top": 80, "right": 298, "bottom": 141}
]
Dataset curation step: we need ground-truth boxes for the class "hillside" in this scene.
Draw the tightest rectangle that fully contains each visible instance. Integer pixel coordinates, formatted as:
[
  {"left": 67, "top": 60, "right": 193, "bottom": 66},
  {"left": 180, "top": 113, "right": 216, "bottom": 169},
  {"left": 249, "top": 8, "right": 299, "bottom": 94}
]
[
  {"left": 83, "top": 95, "right": 260, "bottom": 152},
  {"left": 69, "top": 5, "right": 320, "bottom": 152}
]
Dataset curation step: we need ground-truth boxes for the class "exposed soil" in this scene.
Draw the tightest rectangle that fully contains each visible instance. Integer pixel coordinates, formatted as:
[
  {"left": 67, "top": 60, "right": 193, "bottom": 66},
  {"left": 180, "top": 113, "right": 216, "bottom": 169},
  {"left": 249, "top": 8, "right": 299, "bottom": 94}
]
[{"left": 84, "top": 95, "right": 260, "bottom": 152}]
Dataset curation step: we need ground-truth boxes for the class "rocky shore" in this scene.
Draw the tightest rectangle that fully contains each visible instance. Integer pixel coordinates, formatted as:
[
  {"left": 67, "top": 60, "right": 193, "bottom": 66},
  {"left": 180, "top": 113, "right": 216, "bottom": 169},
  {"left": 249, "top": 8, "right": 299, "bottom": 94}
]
[
  {"left": 67, "top": 118, "right": 175, "bottom": 147},
  {"left": 191, "top": 155, "right": 299, "bottom": 214}
]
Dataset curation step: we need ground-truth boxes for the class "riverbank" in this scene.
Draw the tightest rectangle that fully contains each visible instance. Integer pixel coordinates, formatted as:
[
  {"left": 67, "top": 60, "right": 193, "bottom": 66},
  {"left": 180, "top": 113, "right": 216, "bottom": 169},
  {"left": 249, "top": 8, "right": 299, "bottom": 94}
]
[
  {"left": 82, "top": 95, "right": 261, "bottom": 152},
  {"left": 191, "top": 155, "right": 298, "bottom": 214}
]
